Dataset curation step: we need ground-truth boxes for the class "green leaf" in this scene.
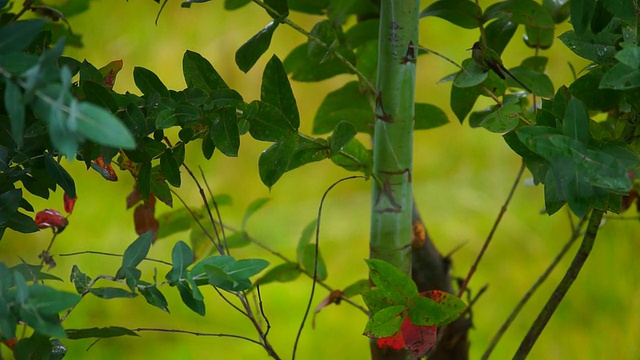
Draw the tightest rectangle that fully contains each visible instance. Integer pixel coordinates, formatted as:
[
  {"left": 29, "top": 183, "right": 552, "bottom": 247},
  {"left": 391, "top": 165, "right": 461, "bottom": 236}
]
[
  {"left": 411, "top": 291, "right": 466, "bottom": 326},
  {"left": 177, "top": 281, "right": 205, "bottom": 315},
  {"left": 26, "top": 285, "right": 81, "bottom": 313},
  {"left": 283, "top": 43, "right": 354, "bottom": 82},
  {"left": 570, "top": 0, "right": 595, "bottom": 35},
  {"left": 226, "top": 230, "right": 252, "bottom": 248},
  {"left": 137, "top": 162, "right": 151, "bottom": 200},
  {"left": 484, "top": 18, "right": 518, "bottom": 55},
  {"left": 75, "top": 101, "right": 136, "bottom": 149},
  {"left": 245, "top": 100, "right": 297, "bottom": 142},
  {"left": 296, "top": 220, "right": 317, "bottom": 263},
  {"left": 469, "top": 98, "right": 521, "bottom": 133},
  {"left": 150, "top": 166, "right": 173, "bottom": 207},
  {"left": 330, "top": 138, "right": 372, "bottom": 175},
  {"left": 590, "top": 0, "right": 612, "bottom": 33},
  {"left": 66, "top": 327, "right": 139, "bottom": 339},
  {"left": 211, "top": 107, "right": 240, "bottom": 157},
  {"left": 258, "top": 139, "right": 297, "bottom": 188},
  {"left": 569, "top": 68, "right": 622, "bottom": 111},
  {"left": 558, "top": 29, "right": 618, "bottom": 63},
  {"left": 308, "top": 20, "right": 337, "bottom": 59},
  {"left": 43, "top": 154, "right": 76, "bottom": 198},
  {"left": 599, "top": 63, "right": 640, "bottom": 90},
  {"left": 90, "top": 287, "right": 137, "bottom": 299},
  {"left": 70, "top": 265, "right": 91, "bottom": 294},
  {"left": 242, "top": 198, "right": 270, "bottom": 230},
  {"left": 138, "top": 282, "right": 169, "bottom": 312},
  {"left": 8, "top": 211, "right": 39, "bottom": 233},
  {"left": 328, "top": 121, "right": 357, "bottom": 156},
  {"left": 453, "top": 61, "right": 488, "bottom": 88},
  {"left": 615, "top": 45, "right": 640, "bottom": 69},
  {"left": 14, "top": 334, "right": 53, "bottom": 358},
  {"left": 301, "top": 243, "right": 327, "bottom": 280},
  {"left": 0, "top": 20, "right": 44, "bottom": 53},
  {"left": 160, "top": 149, "right": 181, "bottom": 187},
  {"left": 9, "top": 263, "right": 61, "bottom": 283},
  {"left": 115, "top": 232, "right": 153, "bottom": 279},
  {"left": 414, "top": 103, "right": 449, "bottom": 130},
  {"left": 133, "top": 67, "right": 169, "bottom": 97},
  {"left": 261, "top": 55, "right": 300, "bottom": 129},
  {"left": 450, "top": 81, "right": 480, "bottom": 123},
  {"left": 363, "top": 305, "right": 406, "bottom": 338},
  {"left": 254, "top": 262, "right": 301, "bottom": 286},
  {"left": 205, "top": 265, "right": 248, "bottom": 291},
  {"left": 563, "top": 98, "right": 590, "bottom": 144},
  {"left": 544, "top": 169, "right": 565, "bottom": 215},
  {"left": 191, "top": 255, "right": 235, "bottom": 284},
  {"left": 202, "top": 129, "right": 215, "bottom": 159},
  {"left": 484, "top": 0, "right": 554, "bottom": 30},
  {"left": 343, "top": 279, "right": 370, "bottom": 298},
  {"left": 235, "top": 21, "right": 279, "bottom": 73},
  {"left": 287, "top": 135, "right": 330, "bottom": 171},
  {"left": 420, "top": 0, "right": 481, "bottom": 29},
  {"left": 166, "top": 241, "right": 194, "bottom": 284},
  {"left": 365, "top": 259, "right": 418, "bottom": 305},
  {"left": 0, "top": 189, "right": 22, "bottom": 227},
  {"left": 183, "top": 50, "right": 228, "bottom": 92},
  {"left": 4, "top": 81, "right": 25, "bottom": 147},
  {"left": 313, "top": 81, "right": 374, "bottom": 134},
  {"left": 264, "top": 0, "right": 288, "bottom": 17},
  {"left": 601, "top": 0, "right": 635, "bottom": 20},
  {"left": 362, "top": 288, "right": 395, "bottom": 314},
  {"left": 508, "top": 67, "right": 554, "bottom": 96},
  {"left": 82, "top": 81, "right": 118, "bottom": 113},
  {"left": 157, "top": 208, "right": 192, "bottom": 239},
  {"left": 225, "top": 258, "right": 269, "bottom": 280},
  {"left": 289, "top": 0, "right": 328, "bottom": 15}
]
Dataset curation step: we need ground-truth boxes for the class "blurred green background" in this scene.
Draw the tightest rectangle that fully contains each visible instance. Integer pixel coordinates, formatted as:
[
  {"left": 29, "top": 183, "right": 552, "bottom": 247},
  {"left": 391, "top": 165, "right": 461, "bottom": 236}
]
[{"left": 2, "top": 0, "right": 640, "bottom": 359}]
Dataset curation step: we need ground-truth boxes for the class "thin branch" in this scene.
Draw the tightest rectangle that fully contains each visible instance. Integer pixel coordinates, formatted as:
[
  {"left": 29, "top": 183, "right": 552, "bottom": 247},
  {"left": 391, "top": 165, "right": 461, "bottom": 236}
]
[
  {"left": 170, "top": 188, "right": 222, "bottom": 253},
  {"left": 132, "top": 327, "right": 263, "bottom": 346},
  {"left": 458, "top": 160, "right": 526, "bottom": 297},
  {"left": 60, "top": 275, "right": 116, "bottom": 322},
  {"left": 58, "top": 250, "right": 172, "bottom": 266},
  {"left": 199, "top": 167, "right": 230, "bottom": 254},
  {"left": 513, "top": 209, "right": 604, "bottom": 359},
  {"left": 180, "top": 163, "right": 225, "bottom": 254},
  {"left": 292, "top": 175, "right": 367, "bottom": 360},
  {"left": 481, "top": 214, "right": 589, "bottom": 359}
]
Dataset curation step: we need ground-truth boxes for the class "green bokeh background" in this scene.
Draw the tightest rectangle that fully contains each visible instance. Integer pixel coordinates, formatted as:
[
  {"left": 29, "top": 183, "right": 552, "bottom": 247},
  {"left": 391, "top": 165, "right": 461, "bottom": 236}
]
[{"left": 2, "top": 1, "right": 640, "bottom": 359}]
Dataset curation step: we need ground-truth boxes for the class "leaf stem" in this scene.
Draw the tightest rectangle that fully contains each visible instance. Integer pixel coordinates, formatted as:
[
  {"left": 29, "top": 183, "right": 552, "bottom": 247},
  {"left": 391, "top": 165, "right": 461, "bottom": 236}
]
[{"left": 513, "top": 209, "right": 604, "bottom": 359}]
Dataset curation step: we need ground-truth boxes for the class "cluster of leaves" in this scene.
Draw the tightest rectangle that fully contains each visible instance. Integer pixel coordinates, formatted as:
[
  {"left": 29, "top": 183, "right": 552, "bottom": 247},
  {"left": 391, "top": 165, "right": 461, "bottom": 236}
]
[
  {"left": 362, "top": 260, "right": 466, "bottom": 357},
  {"left": 0, "top": 231, "right": 270, "bottom": 358},
  {"left": 0, "top": 262, "right": 78, "bottom": 358},
  {"left": 425, "top": 0, "right": 640, "bottom": 216}
]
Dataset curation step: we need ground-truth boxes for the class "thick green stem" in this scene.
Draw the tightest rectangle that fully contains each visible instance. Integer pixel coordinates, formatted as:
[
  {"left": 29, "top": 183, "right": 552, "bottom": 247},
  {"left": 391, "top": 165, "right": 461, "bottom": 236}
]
[
  {"left": 370, "top": 2, "right": 419, "bottom": 270},
  {"left": 369, "top": 1, "right": 419, "bottom": 356},
  {"left": 513, "top": 208, "right": 604, "bottom": 359}
]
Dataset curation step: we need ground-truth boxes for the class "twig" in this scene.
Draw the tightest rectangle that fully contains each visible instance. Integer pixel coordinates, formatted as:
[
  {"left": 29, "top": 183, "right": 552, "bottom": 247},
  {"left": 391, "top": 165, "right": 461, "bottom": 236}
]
[
  {"left": 458, "top": 160, "right": 526, "bottom": 297},
  {"left": 58, "top": 250, "right": 172, "bottom": 266},
  {"left": 180, "top": 163, "right": 225, "bottom": 254},
  {"left": 292, "top": 175, "right": 367, "bottom": 360},
  {"left": 513, "top": 209, "right": 604, "bottom": 359},
  {"left": 199, "top": 167, "right": 230, "bottom": 254},
  {"left": 132, "top": 327, "right": 263, "bottom": 346},
  {"left": 481, "top": 214, "right": 589, "bottom": 359},
  {"left": 170, "top": 188, "right": 222, "bottom": 253},
  {"left": 61, "top": 275, "right": 116, "bottom": 322}
]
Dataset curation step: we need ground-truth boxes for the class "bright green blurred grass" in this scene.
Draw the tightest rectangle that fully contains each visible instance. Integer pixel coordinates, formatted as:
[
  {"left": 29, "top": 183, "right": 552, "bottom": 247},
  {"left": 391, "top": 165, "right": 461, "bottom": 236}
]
[{"left": 2, "top": 1, "right": 640, "bottom": 359}]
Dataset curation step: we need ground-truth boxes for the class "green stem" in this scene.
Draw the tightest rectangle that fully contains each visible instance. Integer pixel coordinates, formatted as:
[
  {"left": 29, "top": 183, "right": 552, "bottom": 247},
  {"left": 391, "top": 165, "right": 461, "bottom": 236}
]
[
  {"left": 513, "top": 208, "right": 604, "bottom": 359},
  {"left": 369, "top": 1, "right": 419, "bottom": 356}
]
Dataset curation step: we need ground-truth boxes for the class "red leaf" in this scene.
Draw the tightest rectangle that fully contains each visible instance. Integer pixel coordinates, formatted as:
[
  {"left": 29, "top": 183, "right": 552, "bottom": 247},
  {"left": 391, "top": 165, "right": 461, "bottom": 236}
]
[
  {"left": 134, "top": 197, "right": 158, "bottom": 242},
  {"left": 35, "top": 209, "right": 68, "bottom": 233},
  {"left": 375, "top": 316, "right": 437, "bottom": 357},
  {"left": 126, "top": 187, "right": 143, "bottom": 209},
  {"left": 377, "top": 328, "right": 405, "bottom": 351},
  {"left": 401, "top": 319, "right": 437, "bottom": 357},
  {"left": 63, "top": 193, "right": 77, "bottom": 214},
  {"left": 99, "top": 59, "right": 123, "bottom": 90},
  {"left": 312, "top": 290, "right": 343, "bottom": 328},
  {"left": 2, "top": 337, "right": 18, "bottom": 350},
  {"left": 91, "top": 155, "right": 118, "bottom": 181}
]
